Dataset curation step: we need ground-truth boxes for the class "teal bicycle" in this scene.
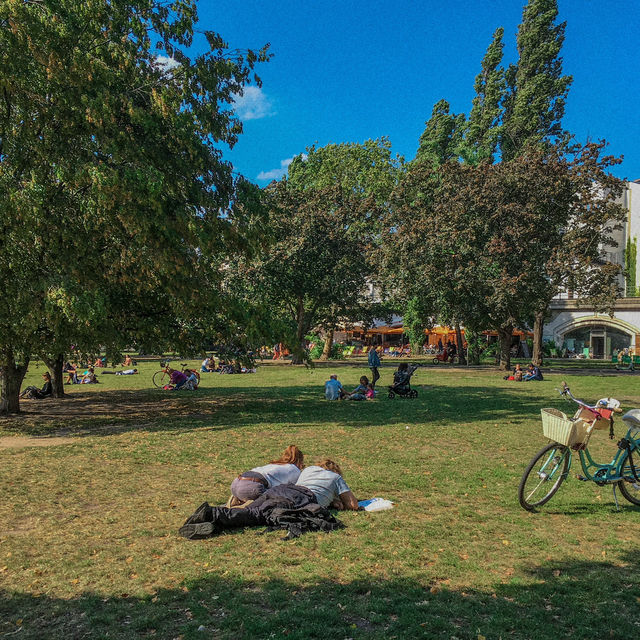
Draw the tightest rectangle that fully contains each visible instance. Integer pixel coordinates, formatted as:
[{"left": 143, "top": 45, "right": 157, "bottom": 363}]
[{"left": 518, "top": 382, "right": 640, "bottom": 511}]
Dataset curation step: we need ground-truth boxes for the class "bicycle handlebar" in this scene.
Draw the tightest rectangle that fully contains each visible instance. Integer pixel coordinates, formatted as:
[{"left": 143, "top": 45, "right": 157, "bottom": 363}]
[{"left": 558, "top": 381, "right": 621, "bottom": 413}]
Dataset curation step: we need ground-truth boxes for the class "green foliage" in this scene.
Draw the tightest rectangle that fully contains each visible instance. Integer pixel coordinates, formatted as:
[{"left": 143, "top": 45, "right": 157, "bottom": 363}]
[
  {"left": 402, "top": 297, "right": 431, "bottom": 353},
  {"left": 625, "top": 237, "right": 638, "bottom": 297},
  {"left": 306, "top": 335, "right": 345, "bottom": 360},
  {"left": 466, "top": 28, "right": 505, "bottom": 162},
  {"left": 415, "top": 99, "right": 466, "bottom": 167},
  {"left": 0, "top": 0, "right": 269, "bottom": 411},
  {"left": 501, "top": 0, "right": 573, "bottom": 160}
]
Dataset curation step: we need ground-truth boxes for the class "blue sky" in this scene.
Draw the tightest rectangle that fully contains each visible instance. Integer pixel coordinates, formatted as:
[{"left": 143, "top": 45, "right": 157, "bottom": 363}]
[{"left": 194, "top": 1, "right": 639, "bottom": 184}]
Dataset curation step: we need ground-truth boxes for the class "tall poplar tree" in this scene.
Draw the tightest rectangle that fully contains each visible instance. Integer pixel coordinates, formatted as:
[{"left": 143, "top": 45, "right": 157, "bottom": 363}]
[
  {"left": 466, "top": 28, "right": 505, "bottom": 162},
  {"left": 501, "top": 0, "right": 572, "bottom": 161},
  {"left": 415, "top": 100, "right": 466, "bottom": 167}
]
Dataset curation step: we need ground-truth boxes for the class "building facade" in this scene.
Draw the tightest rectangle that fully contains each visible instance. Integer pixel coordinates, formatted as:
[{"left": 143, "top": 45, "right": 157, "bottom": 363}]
[{"left": 544, "top": 180, "right": 640, "bottom": 357}]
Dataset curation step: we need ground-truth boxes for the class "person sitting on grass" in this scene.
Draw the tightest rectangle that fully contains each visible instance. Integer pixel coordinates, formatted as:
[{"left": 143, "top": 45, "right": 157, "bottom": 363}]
[
  {"left": 80, "top": 367, "right": 99, "bottom": 384},
  {"left": 523, "top": 363, "right": 543, "bottom": 381},
  {"left": 167, "top": 368, "right": 188, "bottom": 390},
  {"left": 365, "top": 383, "right": 376, "bottom": 399},
  {"left": 346, "top": 375, "right": 369, "bottom": 401},
  {"left": 325, "top": 374, "right": 345, "bottom": 400},
  {"left": 64, "top": 363, "right": 78, "bottom": 384},
  {"left": 230, "top": 445, "right": 305, "bottom": 507},
  {"left": 201, "top": 356, "right": 212, "bottom": 373},
  {"left": 179, "top": 457, "right": 356, "bottom": 540},
  {"left": 20, "top": 373, "right": 53, "bottom": 399},
  {"left": 121, "top": 354, "right": 133, "bottom": 367},
  {"left": 504, "top": 363, "right": 523, "bottom": 381}
]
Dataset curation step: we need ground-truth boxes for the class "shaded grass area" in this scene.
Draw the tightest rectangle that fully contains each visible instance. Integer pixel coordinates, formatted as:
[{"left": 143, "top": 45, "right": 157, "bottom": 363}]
[{"left": 1, "top": 364, "right": 640, "bottom": 638}]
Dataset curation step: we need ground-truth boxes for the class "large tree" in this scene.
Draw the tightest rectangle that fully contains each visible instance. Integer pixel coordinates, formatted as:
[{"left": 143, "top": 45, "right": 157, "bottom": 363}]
[
  {"left": 0, "top": 0, "right": 268, "bottom": 412},
  {"left": 242, "top": 182, "right": 379, "bottom": 363},
  {"left": 284, "top": 139, "right": 403, "bottom": 359},
  {"left": 386, "top": 147, "right": 624, "bottom": 371}
]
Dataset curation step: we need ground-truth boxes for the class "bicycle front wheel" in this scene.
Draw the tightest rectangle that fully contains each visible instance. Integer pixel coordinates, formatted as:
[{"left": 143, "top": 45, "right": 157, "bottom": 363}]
[
  {"left": 518, "top": 443, "right": 570, "bottom": 511},
  {"left": 152, "top": 370, "right": 168, "bottom": 388},
  {"left": 617, "top": 450, "right": 640, "bottom": 506}
]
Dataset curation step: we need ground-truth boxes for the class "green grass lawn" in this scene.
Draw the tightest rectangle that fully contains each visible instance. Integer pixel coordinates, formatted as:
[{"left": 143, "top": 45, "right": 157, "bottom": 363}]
[{"left": 1, "top": 361, "right": 639, "bottom": 639}]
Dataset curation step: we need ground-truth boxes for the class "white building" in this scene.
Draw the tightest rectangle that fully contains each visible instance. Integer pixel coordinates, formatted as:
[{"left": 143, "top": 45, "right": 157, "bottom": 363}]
[{"left": 545, "top": 180, "right": 640, "bottom": 357}]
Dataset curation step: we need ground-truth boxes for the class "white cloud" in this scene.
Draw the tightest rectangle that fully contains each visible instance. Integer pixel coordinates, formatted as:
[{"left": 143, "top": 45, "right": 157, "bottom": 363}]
[
  {"left": 232, "top": 86, "right": 273, "bottom": 121},
  {"left": 154, "top": 55, "right": 180, "bottom": 72},
  {"left": 257, "top": 157, "right": 295, "bottom": 181}
]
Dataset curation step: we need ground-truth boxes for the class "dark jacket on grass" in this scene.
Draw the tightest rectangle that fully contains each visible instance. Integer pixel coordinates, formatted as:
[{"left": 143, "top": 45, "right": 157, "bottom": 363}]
[{"left": 179, "top": 484, "right": 345, "bottom": 540}]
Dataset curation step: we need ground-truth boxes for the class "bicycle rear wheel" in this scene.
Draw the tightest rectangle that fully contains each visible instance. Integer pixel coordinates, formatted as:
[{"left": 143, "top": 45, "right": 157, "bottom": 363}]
[
  {"left": 152, "top": 370, "right": 168, "bottom": 388},
  {"left": 518, "top": 443, "right": 570, "bottom": 511},
  {"left": 617, "top": 451, "right": 640, "bottom": 506}
]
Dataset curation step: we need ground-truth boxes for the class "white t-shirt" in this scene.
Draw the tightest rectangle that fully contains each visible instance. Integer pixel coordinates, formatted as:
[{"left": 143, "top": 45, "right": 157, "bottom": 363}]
[
  {"left": 295, "top": 466, "right": 350, "bottom": 507},
  {"left": 251, "top": 463, "right": 301, "bottom": 488}
]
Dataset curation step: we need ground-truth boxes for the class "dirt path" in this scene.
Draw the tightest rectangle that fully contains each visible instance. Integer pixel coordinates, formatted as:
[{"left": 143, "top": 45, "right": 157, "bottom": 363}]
[{"left": 0, "top": 436, "right": 77, "bottom": 449}]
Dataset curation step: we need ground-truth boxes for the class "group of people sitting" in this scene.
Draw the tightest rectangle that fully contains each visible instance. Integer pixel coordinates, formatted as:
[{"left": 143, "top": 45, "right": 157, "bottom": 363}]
[
  {"left": 63, "top": 363, "right": 100, "bottom": 384},
  {"left": 201, "top": 355, "right": 256, "bottom": 374},
  {"left": 325, "top": 374, "right": 376, "bottom": 400},
  {"left": 325, "top": 362, "right": 419, "bottom": 400},
  {"left": 179, "top": 445, "right": 357, "bottom": 540},
  {"left": 505, "top": 363, "right": 543, "bottom": 382}
]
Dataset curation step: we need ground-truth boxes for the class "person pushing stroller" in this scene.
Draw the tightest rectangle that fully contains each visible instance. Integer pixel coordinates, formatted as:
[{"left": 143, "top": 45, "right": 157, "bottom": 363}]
[{"left": 388, "top": 362, "right": 420, "bottom": 399}]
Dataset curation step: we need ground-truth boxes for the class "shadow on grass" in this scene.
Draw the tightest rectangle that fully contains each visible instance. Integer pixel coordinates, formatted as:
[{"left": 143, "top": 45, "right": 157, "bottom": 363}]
[
  {"left": 0, "top": 382, "right": 553, "bottom": 439},
  {"left": 1, "top": 552, "right": 638, "bottom": 639}
]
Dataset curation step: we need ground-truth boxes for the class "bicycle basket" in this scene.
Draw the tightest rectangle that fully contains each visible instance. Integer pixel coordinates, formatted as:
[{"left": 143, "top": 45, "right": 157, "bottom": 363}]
[
  {"left": 541, "top": 408, "right": 588, "bottom": 447},
  {"left": 575, "top": 407, "right": 611, "bottom": 431}
]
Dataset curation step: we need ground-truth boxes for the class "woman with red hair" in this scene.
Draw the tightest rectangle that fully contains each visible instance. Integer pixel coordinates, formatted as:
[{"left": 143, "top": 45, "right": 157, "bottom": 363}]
[{"left": 230, "top": 445, "right": 304, "bottom": 506}]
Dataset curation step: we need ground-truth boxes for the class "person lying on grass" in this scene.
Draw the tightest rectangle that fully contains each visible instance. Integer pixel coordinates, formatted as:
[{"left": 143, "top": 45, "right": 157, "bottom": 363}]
[
  {"left": 19, "top": 372, "right": 53, "bottom": 400},
  {"left": 230, "top": 445, "right": 305, "bottom": 507},
  {"left": 179, "top": 458, "right": 358, "bottom": 540}
]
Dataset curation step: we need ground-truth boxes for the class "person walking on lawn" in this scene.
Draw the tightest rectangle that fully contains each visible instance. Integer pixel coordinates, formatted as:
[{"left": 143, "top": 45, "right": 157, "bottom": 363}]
[{"left": 368, "top": 346, "right": 381, "bottom": 388}]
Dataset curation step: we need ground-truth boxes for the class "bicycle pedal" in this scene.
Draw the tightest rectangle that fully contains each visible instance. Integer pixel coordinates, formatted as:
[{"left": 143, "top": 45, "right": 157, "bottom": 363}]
[{"left": 576, "top": 475, "right": 589, "bottom": 482}]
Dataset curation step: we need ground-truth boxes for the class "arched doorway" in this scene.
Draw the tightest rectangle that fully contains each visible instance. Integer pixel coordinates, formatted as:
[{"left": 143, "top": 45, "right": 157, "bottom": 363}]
[{"left": 554, "top": 316, "right": 639, "bottom": 359}]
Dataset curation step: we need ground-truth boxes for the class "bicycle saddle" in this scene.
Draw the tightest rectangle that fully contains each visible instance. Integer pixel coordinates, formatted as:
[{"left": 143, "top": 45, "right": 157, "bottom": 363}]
[{"left": 621, "top": 409, "right": 640, "bottom": 428}]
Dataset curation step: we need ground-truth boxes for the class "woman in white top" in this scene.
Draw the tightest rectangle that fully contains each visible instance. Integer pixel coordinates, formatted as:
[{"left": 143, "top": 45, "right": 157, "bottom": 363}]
[{"left": 230, "top": 445, "right": 304, "bottom": 505}]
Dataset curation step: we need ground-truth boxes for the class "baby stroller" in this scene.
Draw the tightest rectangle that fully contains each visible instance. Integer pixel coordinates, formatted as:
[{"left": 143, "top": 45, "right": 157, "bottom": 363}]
[{"left": 388, "top": 364, "right": 420, "bottom": 399}]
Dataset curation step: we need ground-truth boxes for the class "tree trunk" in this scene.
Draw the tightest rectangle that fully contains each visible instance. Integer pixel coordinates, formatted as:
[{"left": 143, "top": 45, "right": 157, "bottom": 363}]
[
  {"left": 44, "top": 353, "right": 65, "bottom": 398},
  {"left": 455, "top": 322, "right": 465, "bottom": 365},
  {"left": 532, "top": 310, "right": 545, "bottom": 367},
  {"left": 290, "top": 298, "right": 306, "bottom": 365},
  {"left": 0, "top": 349, "right": 30, "bottom": 415},
  {"left": 497, "top": 325, "right": 513, "bottom": 371},
  {"left": 319, "top": 329, "right": 334, "bottom": 361}
]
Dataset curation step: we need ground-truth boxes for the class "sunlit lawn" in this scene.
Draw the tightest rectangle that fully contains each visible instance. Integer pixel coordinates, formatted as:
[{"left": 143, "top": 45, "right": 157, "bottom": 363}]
[{"left": 1, "top": 360, "right": 639, "bottom": 639}]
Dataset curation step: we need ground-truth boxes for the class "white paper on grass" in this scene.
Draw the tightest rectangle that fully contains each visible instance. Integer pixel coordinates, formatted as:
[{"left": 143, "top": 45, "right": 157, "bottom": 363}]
[{"left": 363, "top": 498, "right": 394, "bottom": 512}]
